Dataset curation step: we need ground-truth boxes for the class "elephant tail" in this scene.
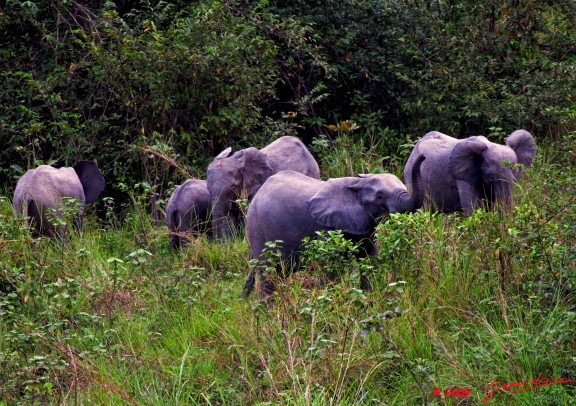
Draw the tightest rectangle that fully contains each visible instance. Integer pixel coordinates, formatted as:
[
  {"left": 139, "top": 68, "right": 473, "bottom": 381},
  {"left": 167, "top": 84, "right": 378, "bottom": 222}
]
[{"left": 242, "top": 270, "right": 256, "bottom": 298}]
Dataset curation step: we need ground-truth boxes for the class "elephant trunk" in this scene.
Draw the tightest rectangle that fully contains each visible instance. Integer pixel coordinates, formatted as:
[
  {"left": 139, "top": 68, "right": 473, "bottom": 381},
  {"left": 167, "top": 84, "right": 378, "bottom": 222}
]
[
  {"left": 211, "top": 199, "right": 240, "bottom": 240},
  {"left": 492, "top": 180, "right": 513, "bottom": 211},
  {"left": 211, "top": 208, "right": 233, "bottom": 239},
  {"left": 394, "top": 154, "right": 426, "bottom": 212}
]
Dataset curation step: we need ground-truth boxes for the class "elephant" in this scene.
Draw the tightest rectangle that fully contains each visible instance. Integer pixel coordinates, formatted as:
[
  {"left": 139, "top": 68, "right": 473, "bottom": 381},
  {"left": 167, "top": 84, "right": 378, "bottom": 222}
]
[
  {"left": 403, "top": 130, "right": 536, "bottom": 215},
  {"left": 207, "top": 135, "right": 321, "bottom": 239},
  {"left": 13, "top": 161, "right": 105, "bottom": 238},
  {"left": 243, "top": 154, "right": 426, "bottom": 298},
  {"left": 165, "top": 179, "right": 212, "bottom": 248}
]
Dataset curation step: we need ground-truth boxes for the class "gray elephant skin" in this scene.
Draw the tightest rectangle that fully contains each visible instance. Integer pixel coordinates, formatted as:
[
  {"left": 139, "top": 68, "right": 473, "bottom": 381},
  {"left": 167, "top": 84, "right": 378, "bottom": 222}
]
[
  {"left": 403, "top": 130, "right": 536, "bottom": 215},
  {"left": 207, "top": 136, "right": 321, "bottom": 240},
  {"left": 13, "top": 161, "right": 105, "bottom": 238},
  {"left": 243, "top": 154, "right": 425, "bottom": 297},
  {"left": 166, "top": 179, "right": 212, "bottom": 248}
]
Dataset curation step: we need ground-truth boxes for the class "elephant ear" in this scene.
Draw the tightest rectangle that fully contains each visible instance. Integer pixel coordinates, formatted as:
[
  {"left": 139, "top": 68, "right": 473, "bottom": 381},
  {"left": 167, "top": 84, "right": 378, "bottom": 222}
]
[
  {"left": 449, "top": 138, "right": 488, "bottom": 184},
  {"left": 73, "top": 161, "right": 105, "bottom": 203},
  {"left": 241, "top": 147, "right": 274, "bottom": 199},
  {"left": 214, "top": 147, "right": 232, "bottom": 160},
  {"left": 307, "top": 178, "right": 371, "bottom": 235},
  {"left": 505, "top": 129, "right": 536, "bottom": 168}
]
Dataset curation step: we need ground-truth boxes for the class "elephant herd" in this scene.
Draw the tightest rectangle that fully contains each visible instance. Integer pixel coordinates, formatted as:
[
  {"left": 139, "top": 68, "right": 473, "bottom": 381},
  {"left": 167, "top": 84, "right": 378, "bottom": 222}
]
[{"left": 12, "top": 130, "right": 537, "bottom": 297}]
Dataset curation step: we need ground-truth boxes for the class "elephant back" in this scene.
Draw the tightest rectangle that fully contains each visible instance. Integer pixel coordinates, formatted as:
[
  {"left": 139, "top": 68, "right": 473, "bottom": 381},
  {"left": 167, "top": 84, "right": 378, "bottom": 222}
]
[
  {"left": 19, "top": 166, "right": 85, "bottom": 207},
  {"left": 261, "top": 136, "right": 320, "bottom": 179}
]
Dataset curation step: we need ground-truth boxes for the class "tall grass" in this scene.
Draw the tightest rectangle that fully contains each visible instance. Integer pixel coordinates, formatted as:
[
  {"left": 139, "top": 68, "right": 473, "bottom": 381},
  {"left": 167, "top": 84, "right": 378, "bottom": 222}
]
[{"left": 0, "top": 130, "right": 574, "bottom": 405}]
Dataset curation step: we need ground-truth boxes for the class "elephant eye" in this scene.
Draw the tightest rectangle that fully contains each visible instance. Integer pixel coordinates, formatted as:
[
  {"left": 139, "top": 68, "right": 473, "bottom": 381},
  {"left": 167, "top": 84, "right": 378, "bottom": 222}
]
[{"left": 376, "top": 192, "right": 386, "bottom": 203}]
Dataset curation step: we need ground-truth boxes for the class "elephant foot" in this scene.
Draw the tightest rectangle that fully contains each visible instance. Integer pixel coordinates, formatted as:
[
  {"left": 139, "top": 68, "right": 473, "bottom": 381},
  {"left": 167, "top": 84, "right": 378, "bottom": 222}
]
[{"left": 360, "top": 273, "right": 372, "bottom": 291}]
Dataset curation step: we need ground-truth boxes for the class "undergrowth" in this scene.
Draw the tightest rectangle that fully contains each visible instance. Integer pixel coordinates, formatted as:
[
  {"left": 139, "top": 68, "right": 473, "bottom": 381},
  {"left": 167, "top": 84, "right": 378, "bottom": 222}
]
[{"left": 0, "top": 131, "right": 574, "bottom": 405}]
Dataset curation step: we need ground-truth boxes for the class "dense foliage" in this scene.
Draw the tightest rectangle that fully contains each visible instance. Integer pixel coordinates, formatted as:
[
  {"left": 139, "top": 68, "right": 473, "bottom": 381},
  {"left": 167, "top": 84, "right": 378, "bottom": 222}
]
[{"left": 1, "top": 0, "right": 575, "bottom": 193}]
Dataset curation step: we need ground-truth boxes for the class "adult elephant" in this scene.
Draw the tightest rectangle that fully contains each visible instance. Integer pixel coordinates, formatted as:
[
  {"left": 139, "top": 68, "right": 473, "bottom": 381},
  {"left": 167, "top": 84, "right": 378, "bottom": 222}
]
[
  {"left": 403, "top": 130, "right": 536, "bottom": 215},
  {"left": 243, "top": 155, "right": 425, "bottom": 297},
  {"left": 207, "top": 136, "right": 320, "bottom": 239},
  {"left": 13, "top": 161, "right": 105, "bottom": 238},
  {"left": 165, "top": 179, "right": 212, "bottom": 248}
]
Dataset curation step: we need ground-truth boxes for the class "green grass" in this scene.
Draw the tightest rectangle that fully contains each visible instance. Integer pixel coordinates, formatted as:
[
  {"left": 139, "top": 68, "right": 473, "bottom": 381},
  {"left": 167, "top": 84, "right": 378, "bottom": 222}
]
[{"left": 0, "top": 131, "right": 575, "bottom": 405}]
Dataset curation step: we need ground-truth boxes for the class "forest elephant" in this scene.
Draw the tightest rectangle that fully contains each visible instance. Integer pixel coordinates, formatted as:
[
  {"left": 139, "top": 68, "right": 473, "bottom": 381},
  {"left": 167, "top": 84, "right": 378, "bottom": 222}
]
[
  {"left": 403, "top": 130, "right": 536, "bottom": 215},
  {"left": 207, "top": 136, "right": 321, "bottom": 239},
  {"left": 13, "top": 161, "right": 105, "bottom": 238},
  {"left": 165, "top": 179, "right": 212, "bottom": 248},
  {"left": 243, "top": 154, "right": 425, "bottom": 298}
]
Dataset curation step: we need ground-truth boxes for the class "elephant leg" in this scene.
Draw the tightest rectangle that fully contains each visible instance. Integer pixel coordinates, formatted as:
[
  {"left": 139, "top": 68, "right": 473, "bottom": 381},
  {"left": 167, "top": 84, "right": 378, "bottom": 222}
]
[
  {"left": 26, "top": 200, "right": 44, "bottom": 236},
  {"left": 359, "top": 274, "right": 371, "bottom": 291},
  {"left": 245, "top": 218, "right": 271, "bottom": 297},
  {"left": 232, "top": 202, "right": 246, "bottom": 229},
  {"left": 243, "top": 266, "right": 278, "bottom": 298},
  {"left": 320, "top": 266, "right": 370, "bottom": 290},
  {"left": 359, "top": 238, "right": 376, "bottom": 291},
  {"left": 242, "top": 270, "right": 256, "bottom": 297},
  {"left": 319, "top": 271, "right": 336, "bottom": 287},
  {"left": 359, "top": 237, "right": 378, "bottom": 257},
  {"left": 73, "top": 214, "right": 84, "bottom": 233},
  {"left": 36, "top": 209, "right": 62, "bottom": 238},
  {"left": 170, "top": 234, "right": 182, "bottom": 249},
  {"left": 258, "top": 271, "right": 277, "bottom": 297}
]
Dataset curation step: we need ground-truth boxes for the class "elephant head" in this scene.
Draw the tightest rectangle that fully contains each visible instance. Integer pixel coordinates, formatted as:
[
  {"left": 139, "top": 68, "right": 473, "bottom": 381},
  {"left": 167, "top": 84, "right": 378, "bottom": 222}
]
[
  {"left": 449, "top": 130, "right": 536, "bottom": 214},
  {"left": 13, "top": 160, "right": 105, "bottom": 238},
  {"left": 207, "top": 147, "right": 274, "bottom": 239},
  {"left": 308, "top": 154, "right": 425, "bottom": 235}
]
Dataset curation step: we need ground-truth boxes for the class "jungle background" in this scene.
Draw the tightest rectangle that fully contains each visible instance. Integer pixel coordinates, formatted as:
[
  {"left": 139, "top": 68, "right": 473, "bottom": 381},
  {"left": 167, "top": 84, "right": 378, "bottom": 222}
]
[
  {"left": 0, "top": 0, "right": 575, "bottom": 404},
  {"left": 2, "top": 0, "right": 575, "bottom": 196}
]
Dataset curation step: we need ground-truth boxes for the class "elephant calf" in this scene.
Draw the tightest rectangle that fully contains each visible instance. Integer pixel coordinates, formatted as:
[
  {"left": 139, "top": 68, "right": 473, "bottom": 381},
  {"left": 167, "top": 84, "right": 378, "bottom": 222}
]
[
  {"left": 244, "top": 155, "right": 425, "bottom": 298},
  {"left": 403, "top": 130, "right": 536, "bottom": 215},
  {"left": 13, "top": 161, "right": 105, "bottom": 238},
  {"left": 165, "top": 179, "right": 212, "bottom": 248}
]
